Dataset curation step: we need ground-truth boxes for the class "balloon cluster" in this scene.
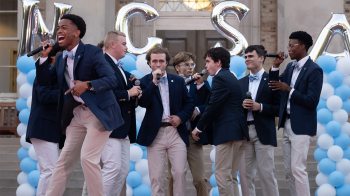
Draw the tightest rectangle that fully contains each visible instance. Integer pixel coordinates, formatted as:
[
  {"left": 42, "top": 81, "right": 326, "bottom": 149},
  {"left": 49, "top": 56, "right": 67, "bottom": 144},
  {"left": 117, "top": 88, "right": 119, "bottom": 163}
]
[
  {"left": 315, "top": 55, "right": 350, "bottom": 196},
  {"left": 15, "top": 55, "right": 39, "bottom": 196},
  {"left": 119, "top": 53, "right": 151, "bottom": 79}
]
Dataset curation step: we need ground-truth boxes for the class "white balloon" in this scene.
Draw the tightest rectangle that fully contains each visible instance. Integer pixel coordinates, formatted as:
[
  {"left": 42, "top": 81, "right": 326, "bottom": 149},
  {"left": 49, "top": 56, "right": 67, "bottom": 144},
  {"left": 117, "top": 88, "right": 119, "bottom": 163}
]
[
  {"left": 136, "top": 107, "right": 146, "bottom": 122},
  {"left": 28, "top": 145, "right": 37, "bottom": 160},
  {"left": 17, "top": 72, "right": 28, "bottom": 87},
  {"left": 342, "top": 122, "right": 350, "bottom": 136},
  {"left": 209, "top": 188, "right": 214, "bottom": 196},
  {"left": 315, "top": 173, "right": 328, "bottom": 186},
  {"left": 130, "top": 144, "right": 143, "bottom": 162},
  {"left": 317, "top": 134, "right": 334, "bottom": 150},
  {"left": 17, "top": 172, "right": 28, "bottom": 185},
  {"left": 336, "top": 56, "right": 350, "bottom": 76},
  {"left": 326, "top": 95, "right": 343, "bottom": 112},
  {"left": 136, "top": 54, "right": 151, "bottom": 75},
  {"left": 19, "top": 83, "right": 33, "bottom": 99},
  {"left": 336, "top": 159, "right": 350, "bottom": 174},
  {"left": 323, "top": 74, "right": 328, "bottom": 83},
  {"left": 333, "top": 109, "right": 348, "bottom": 124},
  {"left": 26, "top": 96, "right": 32, "bottom": 109},
  {"left": 20, "top": 134, "right": 32, "bottom": 149},
  {"left": 321, "top": 83, "right": 334, "bottom": 99},
  {"left": 317, "top": 183, "right": 336, "bottom": 196},
  {"left": 16, "top": 183, "right": 35, "bottom": 196},
  {"left": 317, "top": 123, "right": 326, "bottom": 136},
  {"left": 135, "top": 159, "right": 149, "bottom": 176},
  {"left": 142, "top": 175, "right": 151, "bottom": 186},
  {"left": 126, "top": 184, "right": 133, "bottom": 196},
  {"left": 344, "top": 76, "right": 350, "bottom": 86},
  {"left": 327, "top": 145, "right": 344, "bottom": 161},
  {"left": 17, "top": 123, "right": 27, "bottom": 137},
  {"left": 210, "top": 147, "right": 216, "bottom": 162}
]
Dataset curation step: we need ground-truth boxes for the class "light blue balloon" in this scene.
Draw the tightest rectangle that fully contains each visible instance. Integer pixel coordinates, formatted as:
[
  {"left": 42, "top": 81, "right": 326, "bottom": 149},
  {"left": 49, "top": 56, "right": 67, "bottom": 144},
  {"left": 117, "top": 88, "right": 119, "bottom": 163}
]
[
  {"left": 16, "top": 98, "right": 28, "bottom": 111},
  {"left": 19, "top": 108, "right": 31, "bottom": 125},
  {"left": 17, "top": 147, "right": 29, "bottom": 160},
  {"left": 129, "top": 161, "right": 135, "bottom": 172},
  {"left": 142, "top": 149, "right": 147, "bottom": 159},
  {"left": 316, "top": 55, "right": 337, "bottom": 73},
  {"left": 209, "top": 174, "right": 217, "bottom": 187},
  {"left": 344, "top": 147, "right": 350, "bottom": 159},
  {"left": 28, "top": 170, "right": 40, "bottom": 188},
  {"left": 329, "top": 171, "right": 344, "bottom": 188},
  {"left": 335, "top": 133, "right": 350, "bottom": 149},
  {"left": 26, "top": 70, "right": 36, "bottom": 85},
  {"left": 328, "top": 71, "right": 344, "bottom": 88},
  {"left": 317, "top": 99, "right": 327, "bottom": 110},
  {"left": 126, "top": 53, "right": 137, "bottom": 61},
  {"left": 120, "top": 55, "right": 136, "bottom": 72},
  {"left": 317, "top": 108, "right": 333, "bottom": 124},
  {"left": 229, "top": 56, "right": 246, "bottom": 76},
  {"left": 326, "top": 121, "right": 341, "bottom": 138},
  {"left": 20, "top": 157, "right": 37, "bottom": 173},
  {"left": 133, "top": 184, "right": 151, "bottom": 196},
  {"left": 17, "top": 55, "right": 35, "bottom": 74},
  {"left": 318, "top": 158, "right": 336, "bottom": 175},
  {"left": 130, "top": 70, "right": 145, "bottom": 79},
  {"left": 314, "top": 148, "right": 328, "bottom": 162},
  {"left": 343, "top": 100, "right": 350, "bottom": 113},
  {"left": 337, "top": 184, "right": 350, "bottom": 196},
  {"left": 335, "top": 85, "right": 350, "bottom": 101},
  {"left": 211, "top": 163, "right": 215, "bottom": 173},
  {"left": 126, "top": 171, "right": 142, "bottom": 188},
  {"left": 212, "top": 187, "right": 219, "bottom": 196}
]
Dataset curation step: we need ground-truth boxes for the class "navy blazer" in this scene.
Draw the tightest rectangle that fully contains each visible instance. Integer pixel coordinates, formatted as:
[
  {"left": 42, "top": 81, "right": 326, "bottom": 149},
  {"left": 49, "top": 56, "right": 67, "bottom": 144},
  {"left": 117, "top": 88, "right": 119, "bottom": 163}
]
[
  {"left": 196, "top": 68, "right": 248, "bottom": 145},
  {"left": 188, "top": 80, "right": 211, "bottom": 144},
  {"left": 136, "top": 73, "right": 194, "bottom": 146},
  {"left": 26, "top": 61, "right": 63, "bottom": 145},
  {"left": 239, "top": 72, "right": 279, "bottom": 147},
  {"left": 42, "top": 42, "right": 124, "bottom": 132},
  {"left": 105, "top": 54, "right": 136, "bottom": 143},
  {"left": 269, "top": 58, "right": 323, "bottom": 136}
]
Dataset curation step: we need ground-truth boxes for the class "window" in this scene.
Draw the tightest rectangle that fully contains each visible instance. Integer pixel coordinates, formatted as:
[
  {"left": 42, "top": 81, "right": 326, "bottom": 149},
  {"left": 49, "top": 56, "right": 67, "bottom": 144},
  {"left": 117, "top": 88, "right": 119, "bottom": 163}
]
[{"left": 0, "top": 0, "right": 18, "bottom": 38}]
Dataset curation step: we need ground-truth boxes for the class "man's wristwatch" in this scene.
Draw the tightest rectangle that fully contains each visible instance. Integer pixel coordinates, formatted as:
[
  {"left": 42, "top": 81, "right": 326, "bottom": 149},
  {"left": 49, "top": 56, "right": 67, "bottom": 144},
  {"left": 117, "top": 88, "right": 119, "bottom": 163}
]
[{"left": 87, "top": 81, "right": 94, "bottom": 91}]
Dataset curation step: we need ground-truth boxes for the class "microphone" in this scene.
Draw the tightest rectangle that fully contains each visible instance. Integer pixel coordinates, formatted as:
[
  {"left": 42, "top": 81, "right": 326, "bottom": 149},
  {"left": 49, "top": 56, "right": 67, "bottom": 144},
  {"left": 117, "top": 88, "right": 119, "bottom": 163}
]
[
  {"left": 246, "top": 91, "right": 252, "bottom": 99},
  {"left": 185, "top": 69, "right": 207, "bottom": 85},
  {"left": 27, "top": 39, "right": 56, "bottom": 57},
  {"left": 265, "top": 53, "right": 288, "bottom": 59},
  {"left": 134, "top": 79, "right": 141, "bottom": 106},
  {"left": 156, "top": 73, "right": 161, "bottom": 81}
]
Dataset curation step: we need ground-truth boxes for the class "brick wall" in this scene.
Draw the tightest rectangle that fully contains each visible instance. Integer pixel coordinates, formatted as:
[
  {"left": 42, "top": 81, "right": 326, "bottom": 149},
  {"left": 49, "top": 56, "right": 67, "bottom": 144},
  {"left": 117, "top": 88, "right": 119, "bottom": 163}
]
[{"left": 345, "top": 0, "right": 350, "bottom": 20}]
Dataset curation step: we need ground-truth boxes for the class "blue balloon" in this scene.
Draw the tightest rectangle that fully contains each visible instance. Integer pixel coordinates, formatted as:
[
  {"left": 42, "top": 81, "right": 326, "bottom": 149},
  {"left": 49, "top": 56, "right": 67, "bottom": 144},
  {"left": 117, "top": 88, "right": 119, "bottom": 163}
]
[
  {"left": 17, "top": 147, "right": 29, "bottom": 160},
  {"left": 133, "top": 184, "right": 151, "bottom": 196},
  {"left": 229, "top": 56, "right": 246, "bottom": 76},
  {"left": 326, "top": 121, "right": 341, "bottom": 138},
  {"left": 20, "top": 157, "right": 37, "bottom": 173},
  {"left": 318, "top": 158, "right": 336, "bottom": 175},
  {"left": 328, "top": 71, "right": 344, "bottom": 88},
  {"left": 343, "top": 100, "right": 350, "bottom": 113},
  {"left": 335, "top": 85, "right": 350, "bottom": 101},
  {"left": 28, "top": 170, "right": 40, "bottom": 187},
  {"left": 314, "top": 148, "right": 328, "bottom": 162},
  {"left": 126, "top": 171, "right": 142, "bottom": 188},
  {"left": 17, "top": 55, "right": 36, "bottom": 74},
  {"left": 120, "top": 55, "right": 136, "bottom": 72},
  {"left": 337, "top": 184, "right": 350, "bottom": 196},
  {"left": 26, "top": 70, "right": 36, "bottom": 85},
  {"left": 211, "top": 163, "right": 215, "bottom": 172},
  {"left": 126, "top": 53, "right": 137, "bottom": 61},
  {"left": 335, "top": 133, "right": 350, "bottom": 149},
  {"left": 329, "top": 171, "right": 344, "bottom": 188},
  {"left": 212, "top": 187, "right": 219, "bottom": 196},
  {"left": 344, "top": 147, "right": 350, "bottom": 159},
  {"left": 207, "top": 75, "right": 213, "bottom": 87},
  {"left": 130, "top": 70, "right": 145, "bottom": 79},
  {"left": 16, "top": 98, "right": 28, "bottom": 111},
  {"left": 317, "top": 99, "right": 327, "bottom": 110},
  {"left": 209, "top": 174, "right": 217, "bottom": 187},
  {"left": 19, "top": 108, "right": 31, "bottom": 125},
  {"left": 317, "top": 108, "right": 333, "bottom": 124},
  {"left": 316, "top": 55, "right": 337, "bottom": 73},
  {"left": 142, "top": 149, "right": 147, "bottom": 159},
  {"left": 129, "top": 161, "right": 135, "bottom": 172}
]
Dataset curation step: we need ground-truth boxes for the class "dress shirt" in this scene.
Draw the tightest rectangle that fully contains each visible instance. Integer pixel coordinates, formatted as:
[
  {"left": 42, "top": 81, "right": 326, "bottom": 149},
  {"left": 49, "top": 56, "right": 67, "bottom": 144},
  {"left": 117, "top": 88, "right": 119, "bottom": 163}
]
[
  {"left": 158, "top": 73, "right": 171, "bottom": 122},
  {"left": 106, "top": 53, "right": 127, "bottom": 84},
  {"left": 247, "top": 68, "right": 264, "bottom": 121}
]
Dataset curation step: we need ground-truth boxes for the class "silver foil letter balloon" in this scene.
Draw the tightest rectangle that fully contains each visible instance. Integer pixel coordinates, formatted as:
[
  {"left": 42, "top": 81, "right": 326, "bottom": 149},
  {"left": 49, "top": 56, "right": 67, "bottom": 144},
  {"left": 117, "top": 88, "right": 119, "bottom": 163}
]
[
  {"left": 211, "top": 1, "right": 249, "bottom": 56},
  {"left": 115, "top": 2, "right": 162, "bottom": 55}
]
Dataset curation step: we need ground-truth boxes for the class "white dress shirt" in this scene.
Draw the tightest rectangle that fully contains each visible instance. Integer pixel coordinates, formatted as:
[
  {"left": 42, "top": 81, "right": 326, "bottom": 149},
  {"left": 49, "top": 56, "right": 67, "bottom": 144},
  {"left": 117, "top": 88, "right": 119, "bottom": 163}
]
[
  {"left": 158, "top": 72, "right": 171, "bottom": 122},
  {"left": 247, "top": 68, "right": 265, "bottom": 121}
]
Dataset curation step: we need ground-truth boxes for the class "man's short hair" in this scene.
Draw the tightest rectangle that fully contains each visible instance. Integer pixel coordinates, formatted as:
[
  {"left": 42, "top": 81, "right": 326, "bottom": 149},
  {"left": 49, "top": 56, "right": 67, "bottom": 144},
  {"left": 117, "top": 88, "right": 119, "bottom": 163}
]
[
  {"left": 245, "top": 45, "right": 267, "bottom": 58},
  {"left": 289, "top": 31, "right": 313, "bottom": 51},
  {"left": 173, "top": 52, "right": 196, "bottom": 67},
  {"left": 146, "top": 46, "right": 171, "bottom": 65},
  {"left": 204, "top": 47, "right": 230, "bottom": 68},
  {"left": 103, "top": 31, "right": 126, "bottom": 49},
  {"left": 60, "top": 14, "right": 86, "bottom": 38}
]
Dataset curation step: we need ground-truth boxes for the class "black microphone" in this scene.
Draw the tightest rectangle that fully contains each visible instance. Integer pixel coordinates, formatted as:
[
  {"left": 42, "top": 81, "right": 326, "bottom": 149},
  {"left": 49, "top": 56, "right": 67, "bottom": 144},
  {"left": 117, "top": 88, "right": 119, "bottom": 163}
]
[
  {"left": 265, "top": 53, "right": 288, "bottom": 58},
  {"left": 156, "top": 73, "right": 161, "bottom": 80},
  {"left": 134, "top": 79, "right": 141, "bottom": 106},
  {"left": 185, "top": 69, "right": 207, "bottom": 85},
  {"left": 27, "top": 39, "right": 56, "bottom": 57},
  {"left": 246, "top": 91, "right": 252, "bottom": 99}
]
